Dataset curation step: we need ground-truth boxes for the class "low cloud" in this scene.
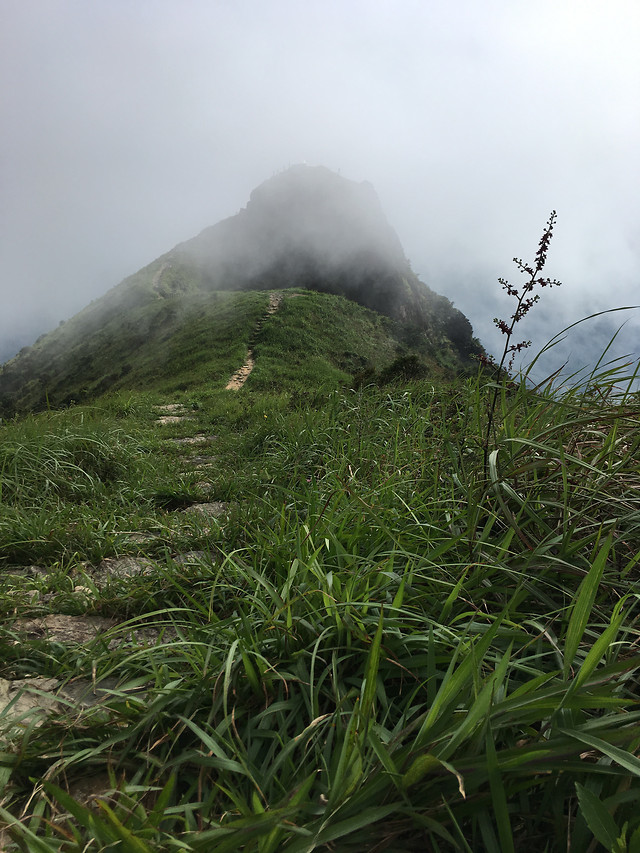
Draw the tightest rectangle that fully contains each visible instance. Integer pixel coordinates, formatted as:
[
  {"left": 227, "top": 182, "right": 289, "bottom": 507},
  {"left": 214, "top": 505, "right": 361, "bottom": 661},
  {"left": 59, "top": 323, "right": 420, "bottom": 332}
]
[{"left": 1, "top": 1, "right": 638, "bottom": 370}]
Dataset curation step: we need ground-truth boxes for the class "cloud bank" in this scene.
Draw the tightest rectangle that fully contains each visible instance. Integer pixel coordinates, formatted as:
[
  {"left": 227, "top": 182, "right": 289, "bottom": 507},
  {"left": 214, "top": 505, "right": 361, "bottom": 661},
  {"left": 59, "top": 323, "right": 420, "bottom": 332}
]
[{"left": 1, "top": 0, "right": 638, "bottom": 374}]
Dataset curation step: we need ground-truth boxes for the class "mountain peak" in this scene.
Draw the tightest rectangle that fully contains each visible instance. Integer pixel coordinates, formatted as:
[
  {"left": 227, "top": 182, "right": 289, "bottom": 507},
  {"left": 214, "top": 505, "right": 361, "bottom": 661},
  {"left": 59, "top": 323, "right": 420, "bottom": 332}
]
[
  {"left": 243, "top": 164, "right": 405, "bottom": 266},
  {"left": 0, "top": 167, "right": 483, "bottom": 414},
  {"left": 177, "top": 165, "right": 423, "bottom": 320}
]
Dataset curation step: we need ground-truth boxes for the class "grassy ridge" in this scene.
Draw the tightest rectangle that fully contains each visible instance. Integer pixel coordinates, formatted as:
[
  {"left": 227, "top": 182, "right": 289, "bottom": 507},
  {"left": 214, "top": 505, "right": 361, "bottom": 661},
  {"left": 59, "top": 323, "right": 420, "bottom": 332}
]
[
  {"left": 0, "top": 289, "right": 459, "bottom": 415},
  {"left": 247, "top": 290, "right": 449, "bottom": 392},
  {"left": 1, "top": 354, "right": 639, "bottom": 850},
  {"left": 0, "top": 290, "right": 268, "bottom": 411}
]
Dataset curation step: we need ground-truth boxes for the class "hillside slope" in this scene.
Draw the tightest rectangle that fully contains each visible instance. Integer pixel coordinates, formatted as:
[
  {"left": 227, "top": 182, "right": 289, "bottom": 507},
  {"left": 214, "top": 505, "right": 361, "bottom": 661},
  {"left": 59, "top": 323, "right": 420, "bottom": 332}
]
[
  {"left": 0, "top": 166, "right": 482, "bottom": 414},
  {"left": 0, "top": 288, "right": 463, "bottom": 413}
]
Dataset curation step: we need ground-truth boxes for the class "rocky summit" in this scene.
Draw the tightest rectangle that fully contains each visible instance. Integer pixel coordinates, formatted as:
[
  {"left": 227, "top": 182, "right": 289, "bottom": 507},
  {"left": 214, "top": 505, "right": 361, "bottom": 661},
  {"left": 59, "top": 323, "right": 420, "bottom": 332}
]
[{"left": 170, "top": 165, "right": 477, "bottom": 339}]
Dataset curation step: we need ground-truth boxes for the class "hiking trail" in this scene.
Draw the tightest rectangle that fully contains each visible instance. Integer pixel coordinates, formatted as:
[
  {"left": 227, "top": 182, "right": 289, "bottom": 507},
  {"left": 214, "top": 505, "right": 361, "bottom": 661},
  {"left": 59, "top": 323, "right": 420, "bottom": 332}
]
[{"left": 226, "top": 291, "right": 283, "bottom": 390}]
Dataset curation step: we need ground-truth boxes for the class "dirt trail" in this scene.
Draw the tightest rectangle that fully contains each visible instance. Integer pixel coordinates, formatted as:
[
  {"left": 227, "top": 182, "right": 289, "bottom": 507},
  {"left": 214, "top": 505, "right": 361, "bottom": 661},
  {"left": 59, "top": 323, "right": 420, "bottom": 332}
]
[
  {"left": 226, "top": 291, "right": 283, "bottom": 390},
  {"left": 225, "top": 354, "right": 255, "bottom": 391},
  {"left": 151, "top": 259, "right": 171, "bottom": 296}
]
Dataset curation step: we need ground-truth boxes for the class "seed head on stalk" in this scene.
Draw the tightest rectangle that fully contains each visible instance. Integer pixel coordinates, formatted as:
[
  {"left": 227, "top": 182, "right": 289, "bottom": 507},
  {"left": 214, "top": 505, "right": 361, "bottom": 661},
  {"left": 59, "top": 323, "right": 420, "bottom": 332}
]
[{"left": 482, "top": 211, "right": 562, "bottom": 471}]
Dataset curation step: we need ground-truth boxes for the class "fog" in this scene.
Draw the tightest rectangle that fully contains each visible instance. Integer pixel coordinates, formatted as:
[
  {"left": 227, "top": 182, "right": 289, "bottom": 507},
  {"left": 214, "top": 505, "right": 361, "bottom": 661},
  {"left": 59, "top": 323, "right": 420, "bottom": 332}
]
[{"left": 2, "top": 0, "right": 639, "bottom": 377}]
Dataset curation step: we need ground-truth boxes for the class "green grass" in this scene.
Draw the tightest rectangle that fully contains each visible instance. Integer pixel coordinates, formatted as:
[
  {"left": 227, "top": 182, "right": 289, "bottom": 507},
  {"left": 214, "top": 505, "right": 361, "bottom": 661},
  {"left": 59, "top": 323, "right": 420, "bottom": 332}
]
[
  {"left": 1, "top": 353, "right": 639, "bottom": 851},
  {"left": 0, "top": 286, "right": 467, "bottom": 417},
  {"left": 247, "top": 290, "right": 408, "bottom": 391},
  {"left": 0, "top": 290, "right": 270, "bottom": 411}
]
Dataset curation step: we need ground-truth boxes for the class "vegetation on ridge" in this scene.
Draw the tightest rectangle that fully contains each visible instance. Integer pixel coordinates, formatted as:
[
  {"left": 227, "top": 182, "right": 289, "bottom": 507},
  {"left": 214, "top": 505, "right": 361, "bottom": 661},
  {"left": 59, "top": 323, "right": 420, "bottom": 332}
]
[
  {"left": 0, "top": 358, "right": 639, "bottom": 850},
  {"left": 0, "top": 214, "right": 639, "bottom": 850},
  {"left": 0, "top": 166, "right": 482, "bottom": 415},
  {"left": 0, "top": 288, "right": 471, "bottom": 416}
]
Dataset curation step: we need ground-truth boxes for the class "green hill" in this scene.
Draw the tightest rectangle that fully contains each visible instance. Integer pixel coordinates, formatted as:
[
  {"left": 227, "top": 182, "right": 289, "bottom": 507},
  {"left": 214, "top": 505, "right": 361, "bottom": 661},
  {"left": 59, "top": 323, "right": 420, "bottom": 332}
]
[{"left": 0, "top": 166, "right": 481, "bottom": 415}]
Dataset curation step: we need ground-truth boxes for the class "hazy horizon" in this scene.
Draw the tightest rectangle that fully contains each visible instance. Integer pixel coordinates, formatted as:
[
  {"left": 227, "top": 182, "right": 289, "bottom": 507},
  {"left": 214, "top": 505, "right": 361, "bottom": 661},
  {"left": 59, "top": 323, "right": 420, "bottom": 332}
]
[{"left": 2, "top": 1, "right": 639, "bottom": 378}]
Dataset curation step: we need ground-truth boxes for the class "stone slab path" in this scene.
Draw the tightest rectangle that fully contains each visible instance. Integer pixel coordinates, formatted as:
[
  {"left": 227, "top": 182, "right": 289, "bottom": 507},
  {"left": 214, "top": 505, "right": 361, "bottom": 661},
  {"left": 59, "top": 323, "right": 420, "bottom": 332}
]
[{"left": 1, "top": 399, "right": 231, "bottom": 735}]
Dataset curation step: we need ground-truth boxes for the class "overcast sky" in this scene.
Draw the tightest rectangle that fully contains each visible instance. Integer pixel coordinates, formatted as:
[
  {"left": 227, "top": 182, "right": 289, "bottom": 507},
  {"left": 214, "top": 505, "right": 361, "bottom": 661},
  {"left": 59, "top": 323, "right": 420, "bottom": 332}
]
[{"left": 2, "top": 0, "right": 639, "bottom": 378}]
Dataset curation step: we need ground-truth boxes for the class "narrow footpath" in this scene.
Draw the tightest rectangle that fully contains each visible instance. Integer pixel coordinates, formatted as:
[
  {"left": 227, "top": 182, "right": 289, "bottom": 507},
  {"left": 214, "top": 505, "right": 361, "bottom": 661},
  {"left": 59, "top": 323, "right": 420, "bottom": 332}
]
[{"left": 225, "top": 291, "right": 283, "bottom": 390}]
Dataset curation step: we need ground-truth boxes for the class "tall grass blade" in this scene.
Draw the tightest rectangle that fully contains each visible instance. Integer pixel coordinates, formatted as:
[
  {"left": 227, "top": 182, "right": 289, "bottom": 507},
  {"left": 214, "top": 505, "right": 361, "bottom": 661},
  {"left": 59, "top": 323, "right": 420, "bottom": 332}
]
[
  {"left": 286, "top": 804, "right": 400, "bottom": 853},
  {"left": 485, "top": 724, "right": 514, "bottom": 853},
  {"left": 561, "top": 729, "right": 640, "bottom": 777},
  {"left": 415, "top": 615, "right": 503, "bottom": 747},
  {"left": 575, "top": 782, "right": 622, "bottom": 852},
  {"left": 563, "top": 534, "right": 612, "bottom": 679},
  {"left": 572, "top": 597, "right": 627, "bottom": 691},
  {"left": 359, "top": 607, "right": 384, "bottom": 729}
]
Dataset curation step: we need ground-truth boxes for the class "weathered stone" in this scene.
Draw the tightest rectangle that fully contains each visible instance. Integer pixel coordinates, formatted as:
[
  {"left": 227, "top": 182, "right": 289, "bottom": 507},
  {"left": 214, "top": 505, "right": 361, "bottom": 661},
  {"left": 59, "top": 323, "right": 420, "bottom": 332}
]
[
  {"left": 184, "top": 501, "right": 228, "bottom": 519},
  {"left": 166, "top": 434, "right": 213, "bottom": 446},
  {"left": 0, "top": 674, "right": 149, "bottom": 731},
  {"left": 13, "top": 614, "right": 116, "bottom": 644},
  {"left": 93, "top": 556, "right": 156, "bottom": 580},
  {"left": 0, "top": 677, "right": 62, "bottom": 724},
  {"left": 179, "top": 454, "right": 216, "bottom": 467},
  {"left": 171, "top": 550, "right": 215, "bottom": 566},
  {"left": 2, "top": 564, "right": 50, "bottom": 579},
  {"left": 11, "top": 612, "right": 179, "bottom": 652},
  {"left": 155, "top": 414, "right": 194, "bottom": 425},
  {"left": 154, "top": 404, "right": 189, "bottom": 414},
  {"left": 115, "top": 531, "right": 158, "bottom": 545}
]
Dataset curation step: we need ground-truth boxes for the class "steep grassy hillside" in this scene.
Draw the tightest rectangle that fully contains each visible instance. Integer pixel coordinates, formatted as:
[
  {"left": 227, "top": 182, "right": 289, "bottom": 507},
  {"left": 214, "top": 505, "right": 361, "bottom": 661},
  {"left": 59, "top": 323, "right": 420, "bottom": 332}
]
[
  {"left": 0, "top": 287, "right": 466, "bottom": 415},
  {"left": 3, "top": 197, "right": 638, "bottom": 850},
  {"left": 0, "top": 285, "right": 259, "bottom": 412}
]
